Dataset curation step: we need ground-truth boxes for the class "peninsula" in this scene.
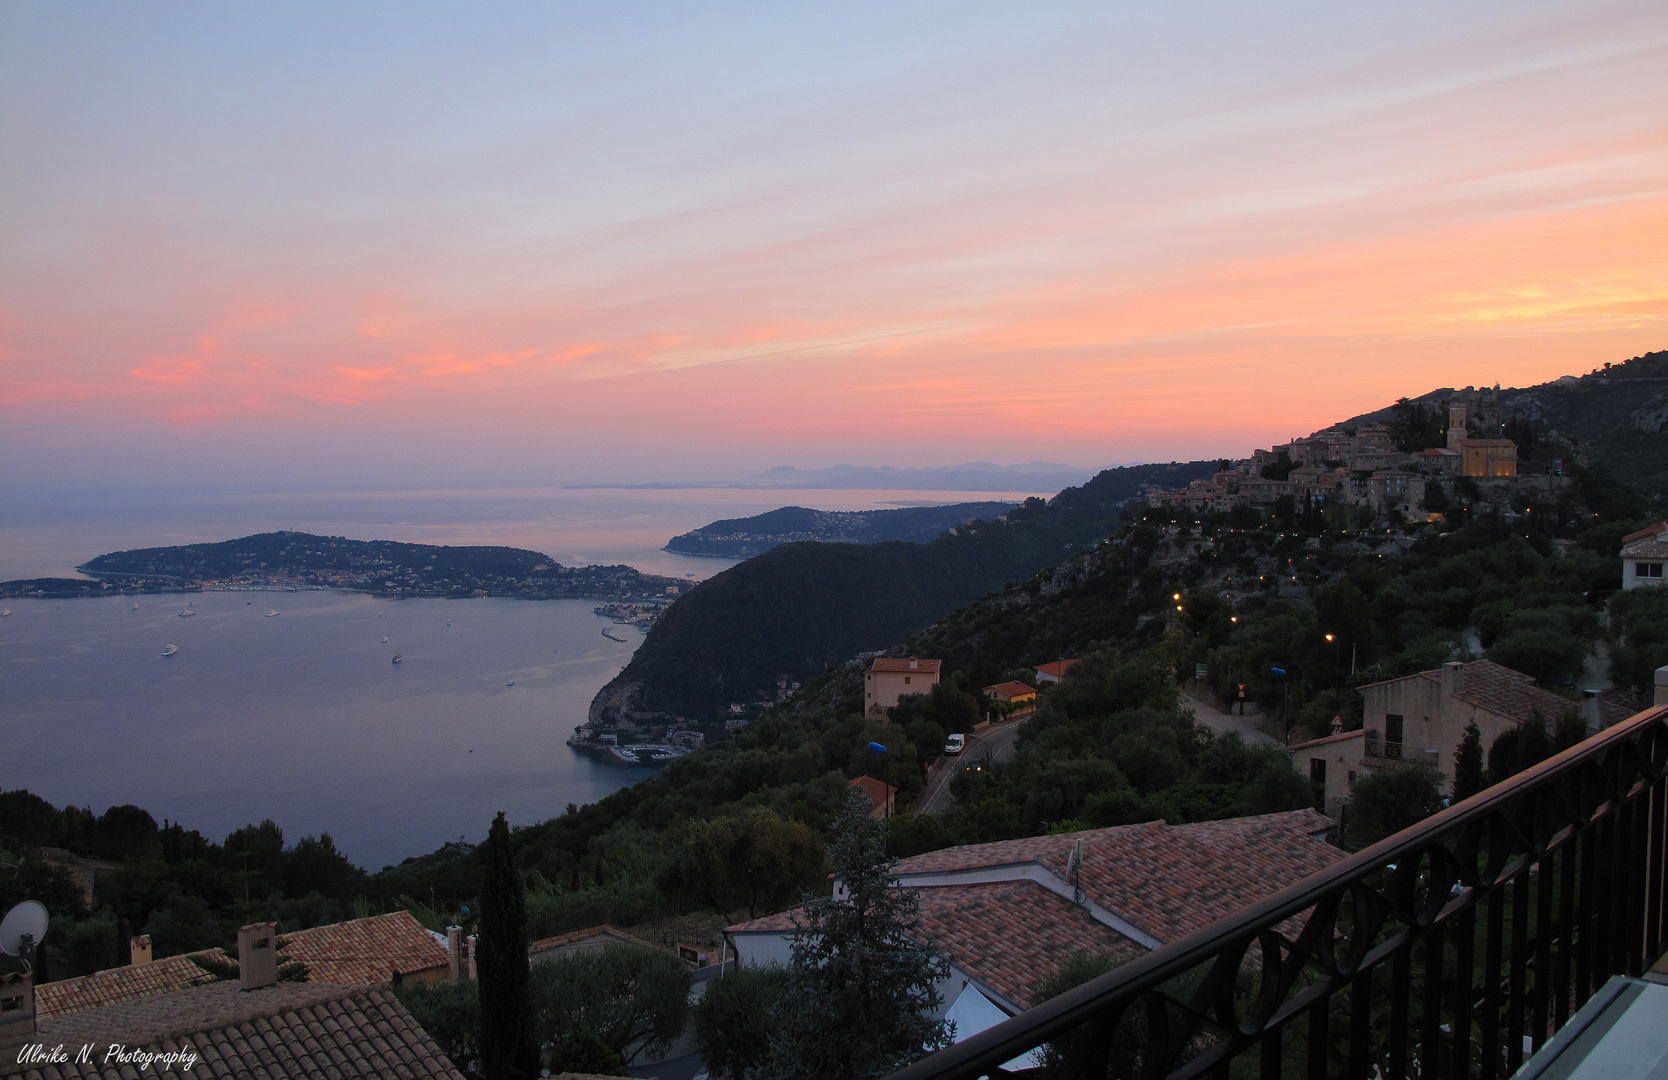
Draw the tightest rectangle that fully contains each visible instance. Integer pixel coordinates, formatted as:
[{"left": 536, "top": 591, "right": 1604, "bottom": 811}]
[
  {"left": 0, "top": 531, "right": 688, "bottom": 603},
  {"left": 664, "top": 500, "right": 1018, "bottom": 559}
]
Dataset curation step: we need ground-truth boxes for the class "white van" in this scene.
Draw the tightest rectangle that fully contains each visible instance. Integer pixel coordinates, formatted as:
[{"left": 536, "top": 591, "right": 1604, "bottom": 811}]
[{"left": 944, "top": 733, "right": 967, "bottom": 756}]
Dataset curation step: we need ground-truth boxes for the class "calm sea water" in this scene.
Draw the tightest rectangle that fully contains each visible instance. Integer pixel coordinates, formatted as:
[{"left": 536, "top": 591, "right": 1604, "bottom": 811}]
[{"left": 0, "top": 486, "right": 1044, "bottom": 868}]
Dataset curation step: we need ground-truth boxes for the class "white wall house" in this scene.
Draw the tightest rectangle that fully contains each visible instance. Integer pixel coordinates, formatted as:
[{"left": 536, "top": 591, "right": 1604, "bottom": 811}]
[{"left": 1622, "top": 522, "right": 1668, "bottom": 591}]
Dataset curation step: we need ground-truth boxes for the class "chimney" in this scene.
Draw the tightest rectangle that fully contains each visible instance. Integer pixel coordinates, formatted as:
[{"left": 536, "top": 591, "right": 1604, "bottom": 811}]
[
  {"left": 237, "top": 922, "right": 279, "bottom": 991},
  {"left": 1330, "top": 716, "right": 1344, "bottom": 735},
  {"left": 466, "top": 935, "right": 479, "bottom": 980},
  {"left": 130, "top": 934, "right": 153, "bottom": 966},
  {"left": 1657, "top": 665, "right": 1668, "bottom": 707},
  {"left": 1582, "top": 689, "right": 1605, "bottom": 733},
  {"left": 909, "top": 658, "right": 918, "bottom": 670},
  {"left": 1441, "top": 662, "right": 1466, "bottom": 698},
  {"left": 446, "top": 925, "right": 464, "bottom": 981},
  {"left": 0, "top": 971, "right": 35, "bottom": 1060}
]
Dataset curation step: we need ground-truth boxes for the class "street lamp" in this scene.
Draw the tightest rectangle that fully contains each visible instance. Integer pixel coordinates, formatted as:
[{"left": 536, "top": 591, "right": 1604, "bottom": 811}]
[
  {"left": 867, "top": 741, "right": 890, "bottom": 821},
  {"left": 1270, "top": 667, "right": 1290, "bottom": 721}
]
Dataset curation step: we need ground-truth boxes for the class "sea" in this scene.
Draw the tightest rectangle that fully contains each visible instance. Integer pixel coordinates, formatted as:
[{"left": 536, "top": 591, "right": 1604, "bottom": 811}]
[{"left": 0, "top": 486, "right": 1042, "bottom": 869}]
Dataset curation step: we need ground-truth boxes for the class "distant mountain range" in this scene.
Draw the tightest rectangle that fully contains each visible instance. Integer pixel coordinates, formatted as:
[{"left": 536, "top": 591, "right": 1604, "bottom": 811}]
[
  {"left": 570, "top": 461, "right": 1113, "bottom": 492},
  {"left": 664, "top": 501, "right": 1019, "bottom": 559}
]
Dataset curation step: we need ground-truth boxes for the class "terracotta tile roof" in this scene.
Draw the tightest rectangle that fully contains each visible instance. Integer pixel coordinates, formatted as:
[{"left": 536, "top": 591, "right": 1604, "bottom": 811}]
[
  {"left": 528, "top": 924, "right": 650, "bottom": 962},
  {"left": 1287, "top": 729, "right": 1365, "bottom": 751},
  {"left": 19, "top": 982, "right": 463, "bottom": 1079},
  {"left": 1042, "top": 813, "right": 1341, "bottom": 942},
  {"left": 1624, "top": 539, "right": 1668, "bottom": 559},
  {"left": 847, "top": 774, "right": 897, "bottom": 814},
  {"left": 1449, "top": 660, "right": 1580, "bottom": 725},
  {"left": 35, "top": 911, "right": 450, "bottom": 1022},
  {"left": 1034, "top": 660, "right": 1081, "bottom": 678},
  {"left": 912, "top": 880, "right": 1142, "bottom": 1008},
  {"left": 34, "top": 950, "right": 227, "bottom": 1019},
  {"left": 727, "top": 910, "right": 798, "bottom": 934},
  {"left": 870, "top": 657, "right": 942, "bottom": 674},
  {"left": 280, "top": 910, "right": 451, "bottom": 984},
  {"left": 1622, "top": 521, "right": 1668, "bottom": 545},
  {"left": 982, "top": 681, "right": 1037, "bottom": 700},
  {"left": 734, "top": 811, "right": 1342, "bottom": 951}
]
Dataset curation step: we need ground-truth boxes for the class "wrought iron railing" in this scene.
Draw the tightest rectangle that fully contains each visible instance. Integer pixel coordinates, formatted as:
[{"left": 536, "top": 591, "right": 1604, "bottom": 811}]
[
  {"left": 889, "top": 702, "right": 1668, "bottom": 1080},
  {"left": 1364, "top": 738, "right": 1442, "bottom": 768}
]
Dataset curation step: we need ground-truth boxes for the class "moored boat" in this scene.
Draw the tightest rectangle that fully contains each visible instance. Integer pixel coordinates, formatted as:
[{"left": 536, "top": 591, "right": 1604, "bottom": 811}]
[
  {"left": 162, "top": 644, "right": 178, "bottom": 656},
  {"left": 266, "top": 610, "right": 280, "bottom": 617},
  {"left": 391, "top": 653, "right": 403, "bottom": 664}
]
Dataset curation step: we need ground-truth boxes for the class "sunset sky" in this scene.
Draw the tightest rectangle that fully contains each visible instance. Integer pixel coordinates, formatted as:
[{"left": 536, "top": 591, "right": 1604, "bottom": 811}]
[{"left": 2, "top": 1, "right": 1664, "bottom": 494}]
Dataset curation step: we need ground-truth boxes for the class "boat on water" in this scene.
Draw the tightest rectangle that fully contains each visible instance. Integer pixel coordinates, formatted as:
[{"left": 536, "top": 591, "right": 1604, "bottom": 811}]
[
  {"left": 178, "top": 609, "right": 195, "bottom": 617},
  {"left": 646, "top": 748, "right": 681, "bottom": 762},
  {"left": 0, "top": 610, "right": 10, "bottom": 617},
  {"left": 391, "top": 653, "right": 403, "bottom": 664},
  {"left": 129, "top": 603, "right": 138, "bottom": 610},
  {"left": 601, "top": 628, "right": 629, "bottom": 642},
  {"left": 608, "top": 745, "right": 644, "bottom": 765},
  {"left": 505, "top": 680, "right": 515, "bottom": 687},
  {"left": 381, "top": 636, "right": 389, "bottom": 643},
  {"left": 266, "top": 610, "right": 280, "bottom": 617},
  {"left": 162, "top": 644, "right": 178, "bottom": 656}
]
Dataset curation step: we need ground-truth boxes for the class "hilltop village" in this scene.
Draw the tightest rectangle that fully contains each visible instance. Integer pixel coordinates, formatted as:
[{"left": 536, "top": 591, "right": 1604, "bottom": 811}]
[{"left": 1150, "top": 388, "right": 1532, "bottom": 520}]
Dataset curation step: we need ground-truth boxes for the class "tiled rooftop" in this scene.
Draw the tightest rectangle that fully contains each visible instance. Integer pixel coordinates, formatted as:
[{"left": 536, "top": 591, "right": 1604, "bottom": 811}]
[
  {"left": 35, "top": 951, "right": 227, "bottom": 1019},
  {"left": 280, "top": 910, "right": 451, "bottom": 984},
  {"left": 16, "top": 983, "right": 463, "bottom": 1079},
  {"left": 870, "top": 657, "right": 942, "bottom": 674},
  {"left": 982, "top": 681, "right": 1037, "bottom": 699},
  {"left": 912, "top": 880, "right": 1142, "bottom": 1007},
  {"left": 847, "top": 774, "right": 897, "bottom": 814},
  {"left": 1034, "top": 660, "right": 1080, "bottom": 678},
  {"left": 35, "top": 911, "right": 449, "bottom": 1022},
  {"left": 1446, "top": 660, "right": 1585, "bottom": 726},
  {"left": 528, "top": 924, "right": 650, "bottom": 962},
  {"left": 1625, "top": 539, "right": 1668, "bottom": 559},
  {"left": 732, "top": 811, "right": 1342, "bottom": 951},
  {"left": 1622, "top": 522, "right": 1667, "bottom": 546}
]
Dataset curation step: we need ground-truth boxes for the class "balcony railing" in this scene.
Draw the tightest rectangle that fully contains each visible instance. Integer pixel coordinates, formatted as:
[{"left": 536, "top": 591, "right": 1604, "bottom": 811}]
[
  {"left": 1364, "top": 738, "right": 1442, "bottom": 768},
  {"left": 888, "top": 702, "right": 1668, "bottom": 1080}
]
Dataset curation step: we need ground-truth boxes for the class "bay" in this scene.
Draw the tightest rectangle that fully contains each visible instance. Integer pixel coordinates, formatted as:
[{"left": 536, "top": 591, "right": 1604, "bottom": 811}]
[{"left": 0, "top": 486, "right": 1046, "bottom": 869}]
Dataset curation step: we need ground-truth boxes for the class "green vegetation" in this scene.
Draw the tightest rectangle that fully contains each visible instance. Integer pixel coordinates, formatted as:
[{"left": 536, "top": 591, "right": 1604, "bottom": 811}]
[
  {"left": 757, "top": 790, "right": 950, "bottom": 1080},
  {"left": 598, "top": 460, "right": 1219, "bottom": 722},
  {"left": 1343, "top": 767, "right": 1446, "bottom": 849},
  {"left": 478, "top": 811, "right": 540, "bottom": 1080},
  {"left": 665, "top": 501, "right": 1019, "bottom": 558},
  {"left": 692, "top": 964, "right": 791, "bottom": 1080}
]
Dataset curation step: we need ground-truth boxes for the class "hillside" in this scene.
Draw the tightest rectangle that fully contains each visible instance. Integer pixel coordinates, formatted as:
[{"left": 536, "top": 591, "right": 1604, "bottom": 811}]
[
  {"left": 590, "top": 461, "right": 1218, "bottom": 723},
  {"left": 1341, "top": 350, "right": 1668, "bottom": 498},
  {"left": 663, "top": 501, "right": 1017, "bottom": 558}
]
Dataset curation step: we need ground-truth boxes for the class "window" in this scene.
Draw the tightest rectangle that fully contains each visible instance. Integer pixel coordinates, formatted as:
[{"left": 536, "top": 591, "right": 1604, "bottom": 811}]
[
  {"left": 1386, "top": 714, "right": 1405, "bottom": 746},
  {"left": 904, "top": 676, "right": 911, "bottom": 684},
  {"left": 1637, "top": 562, "right": 1664, "bottom": 579},
  {"left": 1310, "top": 758, "right": 1326, "bottom": 784}
]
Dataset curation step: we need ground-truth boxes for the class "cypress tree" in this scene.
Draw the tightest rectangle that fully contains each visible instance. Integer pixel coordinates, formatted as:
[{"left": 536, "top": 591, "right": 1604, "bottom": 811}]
[
  {"left": 760, "top": 788, "right": 951, "bottom": 1080},
  {"left": 478, "top": 811, "right": 539, "bottom": 1080},
  {"left": 1453, "top": 721, "right": 1484, "bottom": 802}
]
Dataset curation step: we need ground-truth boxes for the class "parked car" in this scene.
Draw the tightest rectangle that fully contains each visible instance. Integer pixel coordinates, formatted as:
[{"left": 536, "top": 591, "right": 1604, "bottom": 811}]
[{"left": 944, "top": 733, "right": 966, "bottom": 755}]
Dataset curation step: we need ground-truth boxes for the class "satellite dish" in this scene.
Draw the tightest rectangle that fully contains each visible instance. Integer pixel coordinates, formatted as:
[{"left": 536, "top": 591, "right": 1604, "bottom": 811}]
[{"left": 0, "top": 901, "right": 48, "bottom": 957}]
